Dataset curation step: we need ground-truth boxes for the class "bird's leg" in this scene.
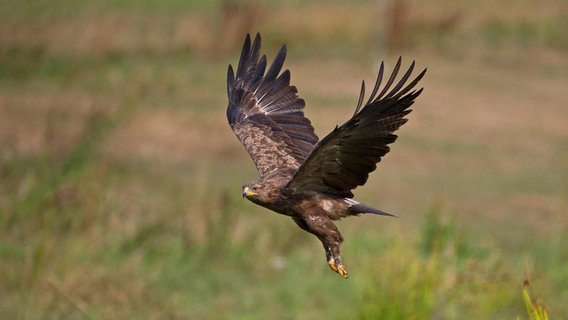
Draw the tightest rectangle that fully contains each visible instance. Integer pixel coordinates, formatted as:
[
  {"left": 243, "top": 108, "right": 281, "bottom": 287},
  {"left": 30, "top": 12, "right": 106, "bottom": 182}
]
[
  {"left": 325, "top": 244, "right": 348, "bottom": 279},
  {"left": 293, "top": 216, "right": 349, "bottom": 279}
]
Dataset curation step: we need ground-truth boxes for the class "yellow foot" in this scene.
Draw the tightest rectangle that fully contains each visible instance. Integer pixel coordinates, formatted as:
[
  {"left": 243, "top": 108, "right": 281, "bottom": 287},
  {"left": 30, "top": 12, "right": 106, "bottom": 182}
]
[{"left": 328, "top": 259, "right": 349, "bottom": 279}]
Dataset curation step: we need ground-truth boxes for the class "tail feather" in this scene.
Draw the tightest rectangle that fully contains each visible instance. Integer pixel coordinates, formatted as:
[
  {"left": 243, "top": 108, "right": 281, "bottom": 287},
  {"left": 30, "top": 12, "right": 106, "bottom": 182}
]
[{"left": 348, "top": 201, "right": 397, "bottom": 217}]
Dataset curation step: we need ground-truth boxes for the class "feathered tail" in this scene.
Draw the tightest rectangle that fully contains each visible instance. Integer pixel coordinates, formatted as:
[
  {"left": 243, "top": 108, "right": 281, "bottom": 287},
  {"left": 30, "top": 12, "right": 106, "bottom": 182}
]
[{"left": 347, "top": 200, "right": 397, "bottom": 217}]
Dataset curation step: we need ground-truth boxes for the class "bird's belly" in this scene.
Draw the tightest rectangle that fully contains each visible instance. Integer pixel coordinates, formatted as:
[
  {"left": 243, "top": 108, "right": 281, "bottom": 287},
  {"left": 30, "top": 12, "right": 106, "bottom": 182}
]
[
  {"left": 255, "top": 201, "right": 296, "bottom": 217},
  {"left": 296, "top": 197, "right": 349, "bottom": 220},
  {"left": 254, "top": 194, "right": 349, "bottom": 220}
]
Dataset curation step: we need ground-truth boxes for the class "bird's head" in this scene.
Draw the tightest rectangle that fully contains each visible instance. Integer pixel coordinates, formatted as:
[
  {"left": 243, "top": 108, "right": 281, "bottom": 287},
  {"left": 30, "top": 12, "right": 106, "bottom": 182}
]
[{"left": 242, "top": 181, "right": 266, "bottom": 204}]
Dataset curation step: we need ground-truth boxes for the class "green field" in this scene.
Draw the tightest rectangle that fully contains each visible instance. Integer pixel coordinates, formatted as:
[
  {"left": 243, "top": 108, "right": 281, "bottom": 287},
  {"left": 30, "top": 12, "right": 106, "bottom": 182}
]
[{"left": 1, "top": 0, "right": 567, "bottom": 318}]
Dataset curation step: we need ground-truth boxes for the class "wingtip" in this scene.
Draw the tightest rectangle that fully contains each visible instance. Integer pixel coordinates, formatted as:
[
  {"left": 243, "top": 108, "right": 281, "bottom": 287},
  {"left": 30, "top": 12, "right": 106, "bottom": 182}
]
[
  {"left": 277, "top": 43, "right": 288, "bottom": 59},
  {"left": 227, "top": 64, "right": 235, "bottom": 95},
  {"left": 252, "top": 32, "right": 261, "bottom": 47},
  {"left": 244, "top": 33, "right": 252, "bottom": 46},
  {"left": 264, "top": 42, "right": 288, "bottom": 81},
  {"left": 353, "top": 80, "right": 366, "bottom": 117}
]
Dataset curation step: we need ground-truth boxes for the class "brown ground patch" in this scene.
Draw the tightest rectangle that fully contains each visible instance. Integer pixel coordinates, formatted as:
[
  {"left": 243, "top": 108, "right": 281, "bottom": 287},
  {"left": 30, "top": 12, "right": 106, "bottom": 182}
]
[{"left": 0, "top": 89, "right": 118, "bottom": 157}]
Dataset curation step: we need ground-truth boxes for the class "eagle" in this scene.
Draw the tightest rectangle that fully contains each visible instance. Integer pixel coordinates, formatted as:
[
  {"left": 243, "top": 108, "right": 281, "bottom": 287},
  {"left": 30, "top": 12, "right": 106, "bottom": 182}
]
[{"left": 226, "top": 33, "right": 426, "bottom": 278}]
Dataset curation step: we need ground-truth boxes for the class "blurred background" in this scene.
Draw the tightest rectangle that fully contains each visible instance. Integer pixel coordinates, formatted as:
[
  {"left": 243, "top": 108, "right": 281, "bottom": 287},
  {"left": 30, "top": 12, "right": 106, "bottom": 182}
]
[{"left": 1, "top": 0, "right": 567, "bottom": 318}]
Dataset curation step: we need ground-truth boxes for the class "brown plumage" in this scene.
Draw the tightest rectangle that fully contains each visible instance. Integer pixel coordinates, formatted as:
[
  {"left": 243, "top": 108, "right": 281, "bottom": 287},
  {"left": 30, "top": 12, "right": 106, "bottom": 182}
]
[{"left": 227, "top": 33, "right": 426, "bottom": 278}]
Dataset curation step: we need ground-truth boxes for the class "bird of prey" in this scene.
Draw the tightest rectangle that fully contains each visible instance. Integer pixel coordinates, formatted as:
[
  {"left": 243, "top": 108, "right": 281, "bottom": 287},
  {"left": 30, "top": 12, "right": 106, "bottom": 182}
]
[{"left": 226, "top": 33, "right": 426, "bottom": 278}]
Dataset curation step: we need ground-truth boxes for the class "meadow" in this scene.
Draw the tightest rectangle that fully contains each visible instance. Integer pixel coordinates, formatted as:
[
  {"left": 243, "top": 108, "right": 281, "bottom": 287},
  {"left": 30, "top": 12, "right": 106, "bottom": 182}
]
[{"left": 1, "top": 0, "right": 567, "bottom": 318}]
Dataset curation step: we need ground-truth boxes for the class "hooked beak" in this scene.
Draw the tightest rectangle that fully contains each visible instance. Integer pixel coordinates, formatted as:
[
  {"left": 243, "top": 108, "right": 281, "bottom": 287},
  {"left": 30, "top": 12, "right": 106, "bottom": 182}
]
[{"left": 242, "top": 186, "right": 256, "bottom": 199}]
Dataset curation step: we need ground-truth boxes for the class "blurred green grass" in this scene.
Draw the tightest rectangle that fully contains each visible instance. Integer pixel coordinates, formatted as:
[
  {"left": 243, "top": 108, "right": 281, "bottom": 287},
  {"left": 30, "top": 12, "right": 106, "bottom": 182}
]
[{"left": 1, "top": 0, "right": 567, "bottom": 318}]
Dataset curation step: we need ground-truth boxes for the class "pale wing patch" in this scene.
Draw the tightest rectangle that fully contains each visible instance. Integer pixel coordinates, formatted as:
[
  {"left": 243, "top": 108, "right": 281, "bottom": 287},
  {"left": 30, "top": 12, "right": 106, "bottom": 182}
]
[
  {"left": 344, "top": 198, "right": 360, "bottom": 207},
  {"left": 233, "top": 121, "right": 300, "bottom": 177},
  {"left": 321, "top": 200, "right": 334, "bottom": 212}
]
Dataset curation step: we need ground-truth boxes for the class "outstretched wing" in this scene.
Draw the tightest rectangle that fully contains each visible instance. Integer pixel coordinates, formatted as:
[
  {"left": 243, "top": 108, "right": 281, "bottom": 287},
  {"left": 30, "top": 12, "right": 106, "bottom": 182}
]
[
  {"left": 288, "top": 58, "right": 426, "bottom": 197},
  {"left": 227, "top": 33, "right": 318, "bottom": 179}
]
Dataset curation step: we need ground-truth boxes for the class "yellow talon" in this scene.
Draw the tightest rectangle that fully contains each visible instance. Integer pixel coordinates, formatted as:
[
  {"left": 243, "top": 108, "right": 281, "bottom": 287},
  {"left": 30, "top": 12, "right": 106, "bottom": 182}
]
[
  {"left": 328, "top": 260, "right": 349, "bottom": 279},
  {"left": 336, "top": 264, "right": 349, "bottom": 278},
  {"left": 328, "top": 260, "right": 338, "bottom": 272}
]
